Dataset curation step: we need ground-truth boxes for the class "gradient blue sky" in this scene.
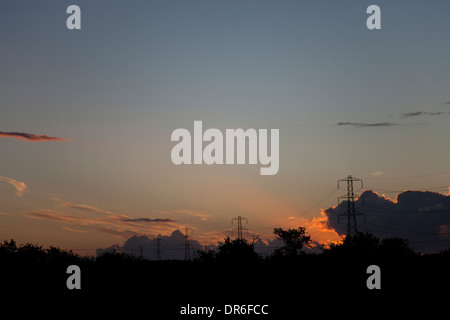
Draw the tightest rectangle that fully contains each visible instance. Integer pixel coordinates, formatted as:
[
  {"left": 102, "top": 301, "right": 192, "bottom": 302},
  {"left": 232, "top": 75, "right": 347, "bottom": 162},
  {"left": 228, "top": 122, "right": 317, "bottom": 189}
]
[{"left": 1, "top": 1, "right": 450, "bottom": 253}]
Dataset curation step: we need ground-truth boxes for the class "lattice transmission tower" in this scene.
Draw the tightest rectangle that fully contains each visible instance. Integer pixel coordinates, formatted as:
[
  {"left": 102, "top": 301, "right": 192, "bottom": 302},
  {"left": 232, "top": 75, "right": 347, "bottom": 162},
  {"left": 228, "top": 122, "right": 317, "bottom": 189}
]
[
  {"left": 337, "top": 175, "right": 365, "bottom": 237},
  {"left": 232, "top": 216, "right": 248, "bottom": 240}
]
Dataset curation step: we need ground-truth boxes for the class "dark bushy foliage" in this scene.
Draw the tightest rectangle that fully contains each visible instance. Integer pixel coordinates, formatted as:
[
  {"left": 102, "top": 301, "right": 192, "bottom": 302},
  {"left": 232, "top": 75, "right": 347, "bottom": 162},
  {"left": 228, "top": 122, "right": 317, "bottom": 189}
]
[
  {"left": 322, "top": 232, "right": 415, "bottom": 257},
  {"left": 215, "top": 237, "right": 259, "bottom": 262}
]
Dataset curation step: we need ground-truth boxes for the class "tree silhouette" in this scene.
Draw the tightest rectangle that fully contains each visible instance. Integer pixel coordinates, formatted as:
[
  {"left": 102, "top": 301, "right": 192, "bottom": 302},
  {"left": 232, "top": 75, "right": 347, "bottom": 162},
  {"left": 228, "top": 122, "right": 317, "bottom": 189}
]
[
  {"left": 379, "top": 237, "right": 415, "bottom": 256},
  {"left": 323, "top": 232, "right": 416, "bottom": 257},
  {"left": 0, "top": 239, "right": 18, "bottom": 258},
  {"left": 216, "top": 237, "right": 259, "bottom": 261},
  {"left": 273, "top": 226, "right": 312, "bottom": 257},
  {"left": 196, "top": 246, "right": 217, "bottom": 262},
  {"left": 323, "top": 232, "right": 379, "bottom": 256}
]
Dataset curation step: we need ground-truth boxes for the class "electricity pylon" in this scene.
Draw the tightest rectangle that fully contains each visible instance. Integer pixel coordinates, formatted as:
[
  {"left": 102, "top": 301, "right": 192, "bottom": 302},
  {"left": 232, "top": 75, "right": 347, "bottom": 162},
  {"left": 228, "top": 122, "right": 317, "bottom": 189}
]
[
  {"left": 337, "top": 175, "right": 364, "bottom": 237},
  {"left": 232, "top": 216, "right": 248, "bottom": 240}
]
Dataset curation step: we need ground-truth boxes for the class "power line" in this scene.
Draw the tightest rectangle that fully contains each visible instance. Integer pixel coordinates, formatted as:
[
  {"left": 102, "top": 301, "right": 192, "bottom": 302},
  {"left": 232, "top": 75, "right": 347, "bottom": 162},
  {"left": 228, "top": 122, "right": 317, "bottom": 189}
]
[
  {"left": 59, "top": 177, "right": 450, "bottom": 256},
  {"left": 362, "top": 170, "right": 450, "bottom": 180},
  {"left": 369, "top": 185, "right": 450, "bottom": 194},
  {"left": 273, "top": 188, "right": 339, "bottom": 228},
  {"left": 363, "top": 221, "right": 450, "bottom": 237}
]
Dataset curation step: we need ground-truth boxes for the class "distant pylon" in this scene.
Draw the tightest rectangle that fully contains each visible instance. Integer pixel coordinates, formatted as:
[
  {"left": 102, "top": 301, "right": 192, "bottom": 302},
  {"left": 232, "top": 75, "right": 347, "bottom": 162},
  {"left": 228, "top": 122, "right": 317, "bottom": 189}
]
[
  {"left": 232, "top": 216, "right": 248, "bottom": 240},
  {"left": 184, "top": 227, "right": 192, "bottom": 261},
  {"left": 156, "top": 234, "right": 162, "bottom": 261},
  {"left": 337, "top": 175, "right": 364, "bottom": 237}
]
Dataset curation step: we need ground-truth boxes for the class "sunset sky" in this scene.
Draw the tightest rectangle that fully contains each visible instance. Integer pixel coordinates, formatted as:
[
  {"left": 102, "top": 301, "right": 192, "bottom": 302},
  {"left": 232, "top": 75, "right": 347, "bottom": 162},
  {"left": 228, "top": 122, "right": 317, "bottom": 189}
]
[{"left": 1, "top": 1, "right": 450, "bottom": 255}]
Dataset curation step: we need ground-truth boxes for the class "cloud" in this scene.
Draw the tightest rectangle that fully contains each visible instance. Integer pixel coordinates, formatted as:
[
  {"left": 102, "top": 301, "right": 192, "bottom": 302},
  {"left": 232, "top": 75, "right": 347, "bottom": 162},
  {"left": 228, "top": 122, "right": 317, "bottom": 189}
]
[
  {"left": 161, "top": 209, "right": 214, "bottom": 221},
  {"left": 399, "top": 111, "right": 446, "bottom": 118},
  {"left": 97, "top": 230, "right": 203, "bottom": 260},
  {"left": 318, "top": 189, "right": 450, "bottom": 253},
  {"left": 0, "top": 131, "right": 66, "bottom": 142},
  {"left": 120, "top": 218, "right": 176, "bottom": 223},
  {"left": 62, "top": 226, "right": 87, "bottom": 233},
  {"left": 0, "top": 176, "right": 27, "bottom": 197},
  {"left": 370, "top": 171, "right": 385, "bottom": 176},
  {"left": 25, "top": 209, "right": 105, "bottom": 225},
  {"left": 338, "top": 108, "right": 449, "bottom": 129},
  {"left": 25, "top": 198, "right": 182, "bottom": 239},
  {"left": 337, "top": 122, "right": 397, "bottom": 127},
  {"left": 53, "top": 198, "right": 178, "bottom": 225},
  {"left": 53, "top": 197, "right": 116, "bottom": 216}
]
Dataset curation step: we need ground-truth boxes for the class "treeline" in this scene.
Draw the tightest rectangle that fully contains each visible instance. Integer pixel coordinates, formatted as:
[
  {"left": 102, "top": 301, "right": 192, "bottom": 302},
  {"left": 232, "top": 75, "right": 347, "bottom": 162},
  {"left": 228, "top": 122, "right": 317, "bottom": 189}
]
[
  {"left": 1, "top": 228, "right": 450, "bottom": 315},
  {"left": 197, "top": 227, "right": 450, "bottom": 262},
  {"left": 1, "top": 227, "right": 449, "bottom": 264},
  {"left": 0, "top": 239, "right": 89, "bottom": 264}
]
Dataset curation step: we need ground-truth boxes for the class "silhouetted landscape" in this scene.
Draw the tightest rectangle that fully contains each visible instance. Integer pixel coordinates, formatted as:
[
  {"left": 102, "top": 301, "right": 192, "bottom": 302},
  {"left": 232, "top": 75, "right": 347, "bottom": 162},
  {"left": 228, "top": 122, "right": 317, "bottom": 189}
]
[
  {"left": 2, "top": 227, "right": 449, "bottom": 317},
  {"left": 2, "top": 1, "right": 450, "bottom": 318}
]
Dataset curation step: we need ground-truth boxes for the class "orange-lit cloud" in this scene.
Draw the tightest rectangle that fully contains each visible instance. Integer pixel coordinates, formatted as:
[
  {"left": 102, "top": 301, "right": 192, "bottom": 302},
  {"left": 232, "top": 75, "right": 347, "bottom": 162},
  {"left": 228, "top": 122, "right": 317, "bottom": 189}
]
[
  {"left": 155, "top": 209, "right": 214, "bottom": 221},
  {"left": 0, "top": 131, "right": 66, "bottom": 142},
  {"left": 53, "top": 197, "right": 119, "bottom": 216},
  {"left": 173, "top": 209, "right": 214, "bottom": 221},
  {"left": 26, "top": 209, "right": 106, "bottom": 225},
  {"left": 308, "top": 209, "right": 343, "bottom": 247},
  {"left": 0, "top": 176, "right": 27, "bottom": 197},
  {"left": 370, "top": 170, "right": 385, "bottom": 176},
  {"left": 25, "top": 198, "right": 183, "bottom": 239},
  {"left": 121, "top": 218, "right": 176, "bottom": 223},
  {"left": 62, "top": 226, "right": 87, "bottom": 233}
]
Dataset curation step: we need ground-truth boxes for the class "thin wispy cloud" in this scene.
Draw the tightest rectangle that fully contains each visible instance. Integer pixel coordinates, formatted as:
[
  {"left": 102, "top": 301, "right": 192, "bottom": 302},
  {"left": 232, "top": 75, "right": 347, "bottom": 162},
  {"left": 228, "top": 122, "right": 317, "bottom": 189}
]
[
  {"left": 0, "top": 176, "right": 27, "bottom": 197},
  {"left": 121, "top": 218, "right": 176, "bottom": 223},
  {"left": 370, "top": 171, "right": 385, "bottom": 176},
  {"left": 399, "top": 111, "right": 446, "bottom": 118},
  {"left": 153, "top": 209, "right": 214, "bottom": 221},
  {"left": 0, "top": 131, "right": 66, "bottom": 142},
  {"left": 339, "top": 109, "right": 449, "bottom": 129},
  {"left": 62, "top": 226, "right": 87, "bottom": 233},
  {"left": 172, "top": 209, "right": 213, "bottom": 221},
  {"left": 53, "top": 197, "right": 117, "bottom": 216},
  {"left": 25, "top": 209, "right": 105, "bottom": 225},
  {"left": 337, "top": 122, "right": 397, "bottom": 127},
  {"left": 26, "top": 198, "right": 181, "bottom": 238}
]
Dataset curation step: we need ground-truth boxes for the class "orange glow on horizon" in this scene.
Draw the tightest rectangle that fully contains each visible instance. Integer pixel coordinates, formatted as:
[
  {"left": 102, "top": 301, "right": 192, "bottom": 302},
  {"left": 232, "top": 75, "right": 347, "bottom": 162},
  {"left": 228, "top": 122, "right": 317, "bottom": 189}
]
[{"left": 307, "top": 209, "right": 343, "bottom": 247}]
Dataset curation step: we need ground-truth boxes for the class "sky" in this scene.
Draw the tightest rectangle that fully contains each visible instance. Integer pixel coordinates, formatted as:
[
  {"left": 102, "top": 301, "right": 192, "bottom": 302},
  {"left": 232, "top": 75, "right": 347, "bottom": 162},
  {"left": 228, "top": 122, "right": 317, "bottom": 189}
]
[{"left": 1, "top": 0, "right": 450, "bottom": 255}]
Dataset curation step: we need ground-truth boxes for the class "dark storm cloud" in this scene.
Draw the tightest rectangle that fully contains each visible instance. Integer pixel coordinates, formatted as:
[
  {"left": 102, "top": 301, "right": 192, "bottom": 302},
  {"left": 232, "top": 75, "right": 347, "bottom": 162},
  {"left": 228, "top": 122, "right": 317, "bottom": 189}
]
[
  {"left": 337, "top": 122, "right": 397, "bottom": 127},
  {"left": 320, "top": 190, "right": 450, "bottom": 253}
]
